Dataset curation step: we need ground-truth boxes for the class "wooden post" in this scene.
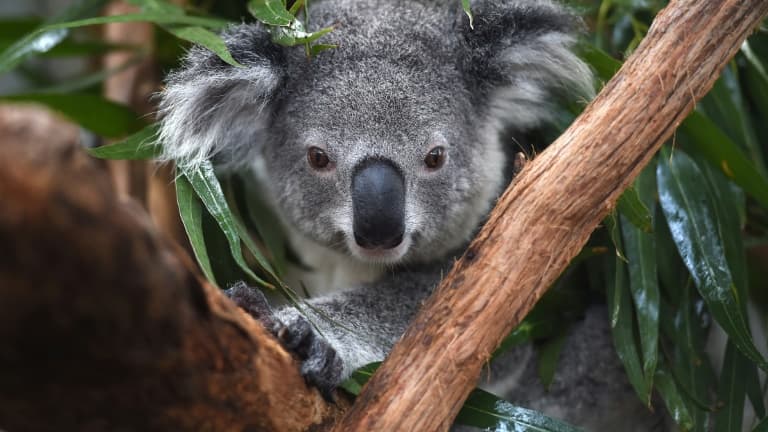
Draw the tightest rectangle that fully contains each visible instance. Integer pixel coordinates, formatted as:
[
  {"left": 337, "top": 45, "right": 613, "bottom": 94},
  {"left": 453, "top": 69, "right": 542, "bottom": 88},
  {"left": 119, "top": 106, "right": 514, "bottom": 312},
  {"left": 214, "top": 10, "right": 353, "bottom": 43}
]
[{"left": 332, "top": 1, "right": 768, "bottom": 430}]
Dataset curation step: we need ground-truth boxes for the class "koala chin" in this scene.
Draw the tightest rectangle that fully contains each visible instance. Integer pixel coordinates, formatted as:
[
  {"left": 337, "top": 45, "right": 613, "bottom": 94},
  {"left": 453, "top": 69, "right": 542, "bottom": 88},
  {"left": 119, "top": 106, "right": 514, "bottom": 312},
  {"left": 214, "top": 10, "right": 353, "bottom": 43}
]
[{"left": 159, "top": 0, "right": 666, "bottom": 430}]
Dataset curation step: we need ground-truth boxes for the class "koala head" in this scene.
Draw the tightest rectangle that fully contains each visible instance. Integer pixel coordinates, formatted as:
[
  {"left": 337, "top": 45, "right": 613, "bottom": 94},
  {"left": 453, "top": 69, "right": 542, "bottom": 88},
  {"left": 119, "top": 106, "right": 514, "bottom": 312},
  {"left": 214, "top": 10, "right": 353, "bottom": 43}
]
[{"left": 159, "top": 0, "right": 592, "bottom": 266}]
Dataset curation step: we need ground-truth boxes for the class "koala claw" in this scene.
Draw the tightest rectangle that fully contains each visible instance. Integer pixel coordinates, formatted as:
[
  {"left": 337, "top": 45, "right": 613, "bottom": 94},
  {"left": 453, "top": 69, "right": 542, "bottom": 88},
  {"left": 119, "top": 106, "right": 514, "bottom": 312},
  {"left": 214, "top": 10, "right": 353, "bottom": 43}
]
[
  {"left": 224, "top": 282, "right": 280, "bottom": 332},
  {"left": 225, "top": 283, "right": 343, "bottom": 401},
  {"left": 278, "top": 315, "right": 343, "bottom": 402}
]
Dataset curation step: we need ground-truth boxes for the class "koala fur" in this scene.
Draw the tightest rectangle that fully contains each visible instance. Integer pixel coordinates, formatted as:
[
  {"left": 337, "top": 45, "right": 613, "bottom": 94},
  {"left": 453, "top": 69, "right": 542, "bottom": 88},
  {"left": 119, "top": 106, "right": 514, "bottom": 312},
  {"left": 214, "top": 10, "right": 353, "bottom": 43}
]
[{"left": 159, "top": 0, "right": 666, "bottom": 429}]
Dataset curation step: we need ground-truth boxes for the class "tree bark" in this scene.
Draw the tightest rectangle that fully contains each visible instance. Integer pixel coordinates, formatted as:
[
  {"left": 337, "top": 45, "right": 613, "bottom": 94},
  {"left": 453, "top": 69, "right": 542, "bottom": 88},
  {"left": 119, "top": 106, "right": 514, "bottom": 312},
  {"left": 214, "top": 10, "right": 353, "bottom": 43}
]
[
  {"left": 332, "top": 1, "right": 768, "bottom": 431},
  {"left": 0, "top": 105, "right": 346, "bottom": 432}
]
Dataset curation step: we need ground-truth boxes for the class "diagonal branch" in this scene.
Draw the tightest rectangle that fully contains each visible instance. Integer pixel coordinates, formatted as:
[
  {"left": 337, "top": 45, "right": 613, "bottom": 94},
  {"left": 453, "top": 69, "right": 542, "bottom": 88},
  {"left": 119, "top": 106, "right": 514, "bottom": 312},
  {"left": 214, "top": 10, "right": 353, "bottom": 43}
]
[{"left": 332, "top": 1, "right": 768, "bottom": 430}]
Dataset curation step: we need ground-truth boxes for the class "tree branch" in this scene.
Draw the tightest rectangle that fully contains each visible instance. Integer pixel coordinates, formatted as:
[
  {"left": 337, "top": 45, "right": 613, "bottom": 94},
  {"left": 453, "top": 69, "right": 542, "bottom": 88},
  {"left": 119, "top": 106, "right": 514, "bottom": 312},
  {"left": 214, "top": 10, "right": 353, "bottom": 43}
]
[
  {"left": 0, "top": 105, "right": 345, "bottom": 431},
  {"left": 332, "top": 1, "right": 768, "bottom": 431}
]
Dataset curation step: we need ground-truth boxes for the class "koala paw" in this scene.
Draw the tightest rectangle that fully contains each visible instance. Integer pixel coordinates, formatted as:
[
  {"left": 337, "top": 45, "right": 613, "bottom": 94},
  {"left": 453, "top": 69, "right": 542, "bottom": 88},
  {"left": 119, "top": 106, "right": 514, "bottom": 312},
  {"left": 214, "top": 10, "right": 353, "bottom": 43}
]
[
  {"left": 278, "top": 315, "right": 343, "bottom": 402},
  {"left": 224, "top": 281, "right": 280, "bottom": 332},
  {"left": 225, "top": 283, "right": 343, "bottom": 401}
]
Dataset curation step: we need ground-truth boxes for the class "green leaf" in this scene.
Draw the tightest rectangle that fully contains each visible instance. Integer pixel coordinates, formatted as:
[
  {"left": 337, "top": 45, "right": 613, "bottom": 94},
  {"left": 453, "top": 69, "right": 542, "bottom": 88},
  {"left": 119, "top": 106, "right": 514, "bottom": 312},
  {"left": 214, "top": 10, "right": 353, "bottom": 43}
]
[
  {"left": 713, "top": 341, "right": 747, "bottom": 432},
  {"left": 0, "top": 0, "right": 109, "bottom": 73},
  {"left": 680, "top": 111, "right": 768, "bottom": 210},
  {"left": 239, "top": 179, "right": 288, "bottom": 276},
  {"left": 698, "top": 64, "right": 767, "bottom": 178},
  {"left": 456, "top": 388, "right": 585, "bottom": 432},
  {"left": 345, "top": 363, "right": 584, "bottom": 431},
  {"left": 247, "top": 0, "right": 295, "bottom": 26},
  {"left": 667, "top": 281, "right": 716, "bottom": 432},
  {"left": 755, "top": 416, "right": 768, "bottom": 432},
  {"left": 620, "top": 166, "right": 659, "bottom": 403},
  {"left": 270, "top": 21, "right": 334, "bottom": 47},
  {"left": 692, "top": 152, "right": 765, "bottom": 419},
  {"left": 461, "top": 0, "right": 474, "bottom": 29},
  {"left": 617, "top": 185, "right": 653, "bottom": 233},
  {"left": 0, "top": 93, "right": 144, "bottom": 138},
  {"left": 537, "top": 334, "right": 567, "bottom": 390},
  {"left": 580, "top": 44, "right": 622, "bottom": 82},
  {"left": 309, "top": 43, "right": 337, "bottom": 56},
  {"left": 176, "top": 174, "right": 218, "bottom": 286},
  {"left": 655, "top": 366, "right": 695, "bottom": 430},
  {"left": 182, "top": 162, "right": 273, "bottom": 289},
  {"left": 606, "top": 234, "right": 651, "bottom": 404},
  {"left": 87, "top": 124, "right": 161, "bottom": 160},
  {"left": 165, "top": 26, "right": 242, "bottom": 67},
  {"left": 657, "top": 147, "right": 768, "bottom": 372},
  {"left": 40, "top": 13, "right": 228, "bottom": 30}
]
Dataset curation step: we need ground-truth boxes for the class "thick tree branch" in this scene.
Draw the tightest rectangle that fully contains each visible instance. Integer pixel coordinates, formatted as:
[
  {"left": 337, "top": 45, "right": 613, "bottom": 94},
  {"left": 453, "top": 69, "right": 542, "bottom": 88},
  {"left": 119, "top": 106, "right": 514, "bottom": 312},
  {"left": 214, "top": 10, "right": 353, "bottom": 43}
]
[
  {"left": 0, "top": 105, "right": 345, "bottom": 431},
  {"left": 333, "top": 1, "right": 768, "bottom": 431}
]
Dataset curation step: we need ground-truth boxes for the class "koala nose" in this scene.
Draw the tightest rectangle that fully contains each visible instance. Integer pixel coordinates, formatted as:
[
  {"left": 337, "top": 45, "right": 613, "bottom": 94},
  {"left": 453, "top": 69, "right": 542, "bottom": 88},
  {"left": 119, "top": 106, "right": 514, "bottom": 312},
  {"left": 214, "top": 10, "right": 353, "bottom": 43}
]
[{"left": 351, "top": 159, "right": 405, "bottom": 250}]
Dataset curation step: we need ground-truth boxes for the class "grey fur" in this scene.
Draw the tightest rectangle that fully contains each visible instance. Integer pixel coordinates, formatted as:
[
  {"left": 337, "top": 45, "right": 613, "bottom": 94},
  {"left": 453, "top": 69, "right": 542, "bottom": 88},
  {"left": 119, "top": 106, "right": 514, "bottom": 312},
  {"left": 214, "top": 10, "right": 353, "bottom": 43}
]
[{"left": 160, "top": 0, "right": 666, "bottom": 429}]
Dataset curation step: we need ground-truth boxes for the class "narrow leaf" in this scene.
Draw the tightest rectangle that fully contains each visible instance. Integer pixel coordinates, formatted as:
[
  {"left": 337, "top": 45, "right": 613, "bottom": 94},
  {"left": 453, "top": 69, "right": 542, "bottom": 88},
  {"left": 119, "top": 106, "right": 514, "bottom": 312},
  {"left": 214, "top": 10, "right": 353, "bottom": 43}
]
[
  {"left": 87, "top": 124, "right": 160, "bottom": 160},
  {"left": 461, "top": 0, "right": 474, "bottom": 29},
  {"left": 713, "top": 341, "right": 747, "bottom": 432},
  {"left": 617, "top": 185, "right": 653, "bottom": 233},
  {"left": 657, "top": 147, "right": 768, "bottom": 371},
  {"left": 166, "top": 26, "right": 242, "bottom": 67},
  {"left": 0, "top": 0, "right": 109, "bottom": 73},
  {"left": 456, "top": 388, "right": 585, "bottom": 432},
  {"left": 606, "top": 238, "right": 651, "bottom": 404},
  {"left": 655, "top": 366, "right": 695, "bottom": 430},
  {"left": 680, "top": 111, "right": 768, "bottom": 210},
  {"left": 176, "top": 174, "right": 218, "bottom": 286},
  {"left": 620, "top": 166, "right": 659, "bottom": 402},
  {"left": 247, "top": 0, "right": 295, "bottom": 26},
  {"left": 1, "top": 93, "right": 144, "bottom": 138},
  {"left": 183, "top": 162, "right": 273, "bottom": 289}
]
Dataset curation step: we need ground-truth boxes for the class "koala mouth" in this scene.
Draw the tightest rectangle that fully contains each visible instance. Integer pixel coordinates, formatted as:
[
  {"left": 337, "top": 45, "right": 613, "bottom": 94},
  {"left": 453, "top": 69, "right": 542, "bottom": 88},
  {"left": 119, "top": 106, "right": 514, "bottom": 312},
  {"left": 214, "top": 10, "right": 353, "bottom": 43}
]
[{"left": 347, "top": 233, "right": 411, "bottom": 264}]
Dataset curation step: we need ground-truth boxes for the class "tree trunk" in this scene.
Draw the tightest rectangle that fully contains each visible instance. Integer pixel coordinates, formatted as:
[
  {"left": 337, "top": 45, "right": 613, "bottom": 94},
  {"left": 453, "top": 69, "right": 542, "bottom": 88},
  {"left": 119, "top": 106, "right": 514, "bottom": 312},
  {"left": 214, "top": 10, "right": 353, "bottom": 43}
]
[
  {"left": 0, "top": 105, "right": 346, "bottom": 432},
  {"left": 332, "top": 1, "right": 768, "bottom": 431}
]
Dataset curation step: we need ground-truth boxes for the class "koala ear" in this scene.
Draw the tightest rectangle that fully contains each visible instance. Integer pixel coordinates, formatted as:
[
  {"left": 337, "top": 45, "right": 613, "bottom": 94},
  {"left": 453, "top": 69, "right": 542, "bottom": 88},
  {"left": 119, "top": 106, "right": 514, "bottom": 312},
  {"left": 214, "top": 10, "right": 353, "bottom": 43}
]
[
  {"left": 458, "top": 0, "right": 594, "bottom": 129},
  {"left": 158, "top": 24, "right": 284, "bottom": 170}
]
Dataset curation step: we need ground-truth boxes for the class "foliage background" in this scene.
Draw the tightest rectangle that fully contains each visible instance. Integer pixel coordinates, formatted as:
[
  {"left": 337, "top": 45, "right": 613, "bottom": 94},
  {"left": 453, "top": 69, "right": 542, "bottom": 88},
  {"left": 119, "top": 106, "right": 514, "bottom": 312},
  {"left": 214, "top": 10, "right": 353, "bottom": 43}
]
[{"left": 1, "top": 1, "right": 768, "bottom": 430}]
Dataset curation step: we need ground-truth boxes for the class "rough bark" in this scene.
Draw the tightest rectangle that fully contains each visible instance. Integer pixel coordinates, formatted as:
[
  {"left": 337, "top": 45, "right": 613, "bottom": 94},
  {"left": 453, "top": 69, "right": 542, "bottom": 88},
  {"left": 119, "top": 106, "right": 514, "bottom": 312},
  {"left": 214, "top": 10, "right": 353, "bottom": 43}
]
[
  {"left": 0, "top": 105, "right": 346, "bottom": 432},
  {"left": 333, "top": 1, "right": 768, "bottom": 431}
]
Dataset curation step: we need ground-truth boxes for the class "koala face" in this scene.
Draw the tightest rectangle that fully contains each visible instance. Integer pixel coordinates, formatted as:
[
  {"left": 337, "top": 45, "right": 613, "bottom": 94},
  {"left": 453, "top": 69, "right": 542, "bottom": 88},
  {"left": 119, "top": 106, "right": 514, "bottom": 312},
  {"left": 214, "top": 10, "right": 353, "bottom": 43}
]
[{"left": 159, "top": 0, "right": 593, "bottom": 266}]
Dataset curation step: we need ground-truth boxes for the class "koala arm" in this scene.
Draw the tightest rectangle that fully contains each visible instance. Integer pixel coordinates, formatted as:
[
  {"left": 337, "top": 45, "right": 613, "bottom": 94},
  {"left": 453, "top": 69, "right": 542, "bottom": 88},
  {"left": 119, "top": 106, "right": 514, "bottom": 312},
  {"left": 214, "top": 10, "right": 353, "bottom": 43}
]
[{"left": 228, "top": 267, "right": 442, "bottom": 399}]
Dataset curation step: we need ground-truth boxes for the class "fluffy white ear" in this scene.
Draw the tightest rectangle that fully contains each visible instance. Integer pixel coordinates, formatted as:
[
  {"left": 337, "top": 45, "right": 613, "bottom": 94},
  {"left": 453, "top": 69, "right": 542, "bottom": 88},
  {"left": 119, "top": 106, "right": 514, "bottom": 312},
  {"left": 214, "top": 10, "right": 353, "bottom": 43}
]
[
  {"left": 459, "top": 0, "right": 594, "bottom": 130},
  {"left": 157, "top": 24, "right": 284, "bottom": 170}
]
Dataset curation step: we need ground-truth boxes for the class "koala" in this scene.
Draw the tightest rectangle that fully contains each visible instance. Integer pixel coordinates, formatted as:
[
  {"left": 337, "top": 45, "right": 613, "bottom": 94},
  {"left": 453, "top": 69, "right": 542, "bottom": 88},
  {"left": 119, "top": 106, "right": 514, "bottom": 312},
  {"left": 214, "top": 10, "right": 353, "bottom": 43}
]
[{"left": 159, "top": 0, "right": 666, "bottom": 430}]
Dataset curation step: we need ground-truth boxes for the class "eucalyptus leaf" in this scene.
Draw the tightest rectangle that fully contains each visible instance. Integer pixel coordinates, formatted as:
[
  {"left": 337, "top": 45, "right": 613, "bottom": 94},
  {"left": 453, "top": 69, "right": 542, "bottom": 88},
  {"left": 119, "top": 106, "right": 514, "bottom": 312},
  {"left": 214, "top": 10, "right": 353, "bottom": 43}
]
[
  {"left": 0, "top": 0, "right": 109, "bottom": 73},
  {"left": 182, "top": 162, "right": 273, "bottom": 289},
  {"left": 176, "top": 174, "right": 218, "bottom": 286},
  {"left": 247, "top": 0, "right": 295, "bottom": 26},
  {"left": 657, "top": 147, "right": 768, "bottom": 372},
  {"left": 617, "top": 185, "right": 653, "bottom": 233},
  {"left": 680, "top": 111, "right": 768, "bottom": 210},
  {"left": 166, "top": 26, "right": 242, "bottom": 67},
  {"left": 461, "top": 0, "right": 474, "bottom": 29},
  {"left": 606, "top": 233, "right": 650, "bottom": 404},
  {"left": 655, "top": 366, "right": 695, "bottom": 430},
  {"left": 620, "top": 166, "right": 659, "bottom": 402},
  {"left": 456, "top": 389, "right": 585, "bottom": 432},
  {"left": 1, "top": 93, "right": 144, "bottom": 138},
  {"left": 87, "top": 124, "right": 161, "bottom": 160},
  {"left": 713, "top": 341, "right": 747, "bottom": 432}
]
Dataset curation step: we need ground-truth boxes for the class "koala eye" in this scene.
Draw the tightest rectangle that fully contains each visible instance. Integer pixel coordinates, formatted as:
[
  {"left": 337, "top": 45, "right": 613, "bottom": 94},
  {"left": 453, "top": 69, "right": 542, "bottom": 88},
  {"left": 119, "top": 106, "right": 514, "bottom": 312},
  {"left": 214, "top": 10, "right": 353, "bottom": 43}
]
[
  {"left": 424, "top": 146, "right": 446, "bottom": 170},
  {"left": 307, "top": 146, "right": 331, "bottom": 170}
]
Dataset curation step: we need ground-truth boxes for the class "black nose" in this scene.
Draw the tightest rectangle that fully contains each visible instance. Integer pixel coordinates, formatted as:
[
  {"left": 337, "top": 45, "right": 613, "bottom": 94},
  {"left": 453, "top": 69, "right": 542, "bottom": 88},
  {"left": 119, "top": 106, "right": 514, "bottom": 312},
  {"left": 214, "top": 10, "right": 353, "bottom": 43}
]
[{"left": 351, "top": 159, "right": 405, "bottom": 250}]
